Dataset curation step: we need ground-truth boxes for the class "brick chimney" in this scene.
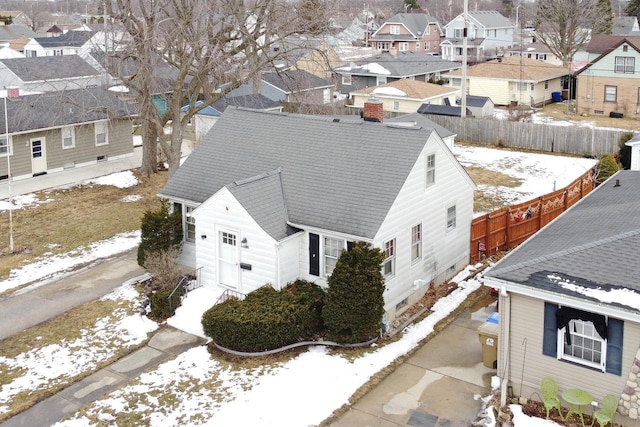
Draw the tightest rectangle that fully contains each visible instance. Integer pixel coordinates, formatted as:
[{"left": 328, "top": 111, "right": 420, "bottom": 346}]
[{"left": 363, "top": 98, "right": 383, "bottom": 123}]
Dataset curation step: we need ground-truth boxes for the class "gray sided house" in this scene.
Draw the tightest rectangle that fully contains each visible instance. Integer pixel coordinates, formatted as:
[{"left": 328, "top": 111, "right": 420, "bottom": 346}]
[
  {"left": 230, "top": 70, "right": 335, "bottom": 105},
  {"left": 483, "top": 170, "right": 640, "bottom": 425},
  {"left": 0, "top": 56, "right": 103, "bottom": 93},
  {"left": 159, "top": 107, "right": 476, "bottom": 323},
  {"left": 336, "top": 52, "right": 462, "bottom": 95},
  {"left": 0, "top": 87, "right": 136, "bottom": 181}
]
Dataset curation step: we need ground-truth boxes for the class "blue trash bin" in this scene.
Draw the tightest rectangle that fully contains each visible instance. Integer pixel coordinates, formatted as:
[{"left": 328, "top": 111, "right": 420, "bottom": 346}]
[{"left": 552, "top": 92, "right": 562, "bottom": 102}]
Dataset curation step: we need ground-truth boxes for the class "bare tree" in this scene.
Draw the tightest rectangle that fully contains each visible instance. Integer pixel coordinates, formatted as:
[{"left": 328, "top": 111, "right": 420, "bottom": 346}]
[
  {"left": 533, "top": 0, "right": 599, "bottom": 66},
  {"left": 21, "top": 3, "right": 49, "bottom": 33},
  {"left": 104, "top": 0, "right": 327, "bottom": 177}
]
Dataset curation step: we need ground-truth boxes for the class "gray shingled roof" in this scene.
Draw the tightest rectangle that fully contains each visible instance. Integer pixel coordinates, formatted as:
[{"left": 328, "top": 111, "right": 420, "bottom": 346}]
[
  {"left": 228, "top": 168, "right": 300, "bottom": 240},
  {"left": 466, "top": 95, "right": 492, "bottom": 107},
  {"left": 417, "top": 104, "right": 470, "bottom": 117},
  {"left": 467, "top": 11, "right": 514, "bottom": 28},
  {"left": 261, "top": 69, "right": 333, "bottom": 93},
  {"left": 372, "top": 13, "right": 441, "bottom": 39},
  {"left": 0, "top": 55, "right": 100, "bottom": 81},
  {"left": 0, "top": 87, "right": 136, "bottom": 134},
  {"left": 213, "top": 94, "right": 280, "bottom": 111},
  {"left": 387, "top": 112, "right": 455, "bottom": 139},
  {"left": 338, "top": 52, "right": 462, "bottom": 77},
  {"left": 159, "top": 107, "right": 436, "bottom": 239},
  {"left": 34, "top": 30, "right": 93, "bottom": 48},
  {"left": 484, "top": 171, "right": 640, "bottom": 311},
  {"left": 0, "top": 24, "right": 37, "bottom": 41}
]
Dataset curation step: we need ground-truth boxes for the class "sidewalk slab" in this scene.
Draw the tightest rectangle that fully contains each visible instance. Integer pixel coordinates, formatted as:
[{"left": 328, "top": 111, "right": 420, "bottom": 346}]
[
  {"left": 0, "top": 395, "right": 81, "bottom": 427},
  {"left": 148, "top": 327, "right": 205, "bottom": 354},
  {"left": 57, "top": 369, "right": 128, "bottom": 405}
]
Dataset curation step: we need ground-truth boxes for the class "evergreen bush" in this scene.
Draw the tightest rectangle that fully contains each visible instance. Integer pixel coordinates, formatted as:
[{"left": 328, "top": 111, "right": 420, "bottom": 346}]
[
  {"left": 322, "top": 242, "right": 386, "bottom": 344},
  {"left": 595, "top": 154, "right": 620, "bottom": 185},
  {"left": 617, "top": 132, "right": 633, "bottom": 170},
  {"left": 201, "top": 281, "right": 325, "bottom": 352},
  {"left": 137, "top": 199, "right": 183, "bottom": 267},
  {"left": 149, "top": 288, "right": 182, "bottom": 319}
]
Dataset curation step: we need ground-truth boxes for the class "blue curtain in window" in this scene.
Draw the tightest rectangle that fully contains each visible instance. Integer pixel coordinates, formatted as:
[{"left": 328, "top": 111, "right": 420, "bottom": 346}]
[{"left": 542, "top": 302, "right": 624, "bottom": 376}]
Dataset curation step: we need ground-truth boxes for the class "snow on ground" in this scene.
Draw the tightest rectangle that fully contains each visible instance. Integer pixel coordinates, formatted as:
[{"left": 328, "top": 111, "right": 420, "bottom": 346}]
[
  {"left": 453, "top": 144, "right": 597, "bottom": 213},
  {"left": 0, "top": 147, "right": 599, "bottom": 426}
]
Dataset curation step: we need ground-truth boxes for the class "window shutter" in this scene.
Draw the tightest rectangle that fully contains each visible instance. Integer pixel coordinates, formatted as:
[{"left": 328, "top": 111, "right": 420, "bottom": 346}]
[
  {"left": 543, "top": 302, "right": 558, "bottom": 357},
  {"left": 606, "top": 318, "right": 624, "bottom": 376},
  {"left": 347, "top": 241, "right": 354, "bottom": 251},
  {"left": 309, "top": 233, "right": 320, "bottom": 276}
]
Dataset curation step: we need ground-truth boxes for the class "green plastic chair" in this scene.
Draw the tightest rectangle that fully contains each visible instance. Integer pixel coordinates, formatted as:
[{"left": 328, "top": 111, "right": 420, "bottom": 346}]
[
  {"left": 541, "top": 377, "right": 563, "bottom": 419},
  {"left": 591, "top": 394, "right": 618, "bottom": 427}
]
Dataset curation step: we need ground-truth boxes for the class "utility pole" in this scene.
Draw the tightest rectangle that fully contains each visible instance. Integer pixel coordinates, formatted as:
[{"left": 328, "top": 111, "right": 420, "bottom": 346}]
[{"left": 461, "top": 0, "right": 468, "bottom": 118}]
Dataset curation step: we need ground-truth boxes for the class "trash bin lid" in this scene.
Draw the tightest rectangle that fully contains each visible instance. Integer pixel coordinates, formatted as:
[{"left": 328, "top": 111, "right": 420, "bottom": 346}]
[{"left": 487, "top": 312, "right": 499, "bottom": 324}]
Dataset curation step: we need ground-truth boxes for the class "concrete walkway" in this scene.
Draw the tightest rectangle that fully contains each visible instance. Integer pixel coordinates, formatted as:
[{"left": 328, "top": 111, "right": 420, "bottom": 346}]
[
  {"left": 1, "top": 327, "right": 205, "bottom": 427},
  {"left": 327, "top": 298, "right": 498, "bottom": 427}
]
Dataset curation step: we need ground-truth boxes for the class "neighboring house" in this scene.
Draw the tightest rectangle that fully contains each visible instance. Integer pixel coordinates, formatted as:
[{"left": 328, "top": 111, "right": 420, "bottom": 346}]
[
  {"left": 464, "top": 95, "right": 494, "bottom": 117},
  {"left": 231, "top": 69, "right": 335, "bottom": 105},
  {"left": 24, "top": 30, "right": 97, "bottom": 57},
  {"left": 158, "top": 105, "right": 476, "bottom": 323},
  {"left": 335, "top": 51, "right": 462, "bottom": 95},
  {"left": 442, "top": 56, "right": 570, "bottom": 106},
  {"left": 327, "top": 15, "right": 379, "bottom": 47},
  {"left": 181, "top": 95, "right": 282, "bottom": 146},
  {"left": 483, "top": 170, "right": 640, "bottom": 426},
  {"left": 369, "top": 12, "right": 443, "bottom": 56},
  {"left": 613, "top": 16, "right": 640, "bottom": 35},
  {"left": 441, "top": 10, "right": 516, "bottom": 62},
  {"left": 505, "top": 42, "right": 564, "bottom": 66},
  {"left": 349, "top": 79, "right": 459, "bottom": 114},
  {"left": 625, "top": 134, "right": 640, "bottom": 170},
  {"left": 8, "top": 35, "right": 30, "bottom": 55},
  {"left": 269, "top": 36, "right": 343, "bottom": 80},
  {"left": 0, "top": 87, "right": 136, "bottom": 181},
  {"left": 576, "top": 36, "right": 640, "bottom": 117},
  {"left": 0, "top": 55, "right": 103, "bottom": 93},
  {"left": 0, "top": 24, "right": 37, "bottom": 45},
  {"left": 0, "top": 46, "right": 24, "bottom": 59}
]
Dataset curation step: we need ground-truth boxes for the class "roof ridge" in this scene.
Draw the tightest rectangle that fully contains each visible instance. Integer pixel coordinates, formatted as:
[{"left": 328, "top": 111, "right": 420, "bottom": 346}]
[{"left": 491, "top": 228, "right": 640, "bottom": 275}]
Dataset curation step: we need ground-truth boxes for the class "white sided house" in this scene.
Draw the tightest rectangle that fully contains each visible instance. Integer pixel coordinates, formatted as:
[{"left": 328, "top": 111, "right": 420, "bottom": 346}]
[{"left": 159, "top": 106, "right": 476, "bottom": 323}]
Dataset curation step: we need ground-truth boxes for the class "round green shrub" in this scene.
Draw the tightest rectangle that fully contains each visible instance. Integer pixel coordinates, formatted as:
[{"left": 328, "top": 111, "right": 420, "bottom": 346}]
[
  {"left": 201, "top": 281, "right": 325, "bottom": 352},
  {"left": 595, "top": 154, "right": 620, "bottom": 185},
  {"left": 149, "top": 288, "right": 182, "bottom": 319}
]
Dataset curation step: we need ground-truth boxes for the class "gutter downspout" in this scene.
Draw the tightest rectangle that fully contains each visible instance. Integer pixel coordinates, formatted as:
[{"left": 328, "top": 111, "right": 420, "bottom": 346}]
[{"left": 499, "top": 285, "right": 511, "bottom": 407}]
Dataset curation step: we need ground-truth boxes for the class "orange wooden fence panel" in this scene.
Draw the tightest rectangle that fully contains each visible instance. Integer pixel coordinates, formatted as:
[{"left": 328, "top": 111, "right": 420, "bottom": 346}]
[{"left": 470, "top": 169, "right": 595, "bottom": 262}]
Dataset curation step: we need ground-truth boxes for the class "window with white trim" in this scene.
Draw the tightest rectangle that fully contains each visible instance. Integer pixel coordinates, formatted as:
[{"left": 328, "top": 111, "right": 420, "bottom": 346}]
[
  {"left": 426, "top": 153, "right": 435, "bottom": 187},
  {"left": 390, "top": 25, "right": 400, "bottom": 35},
  {"left": 0, "top": 136, "right": 10, "bottom": 157},
  {"left": 454, "top": 28, "right": 464, "bottom": 38},
  {"left": 377, "top": 76, "right": 387, "bottom": 85},
  {"left": 324, "top": 237, "right": 344, "bottom": 276},
  {"left": 342, "top": 74, "right": 352, "bottom": 85},
  {"left": 62, "top": 126, "right": 75, "bottom": 149},
  {"left": 399, "top": 42, "right": 408, "bottom": 52},
  {"left": 411, "top": 224, "right": 422, "bottom": 262},
  {"left": 615, "top": 56, "right": 635, "bottom": 73},
  {"left": 605, "top": 85, "right": 617, "bottom": 102},
  {"left": 393, "top": 101, "right": 399, "bottom": 110},
  {"left": 185, "top": 206, "right": 196, "bottom": 242},
  {"left": 447, "top": 205, "right": 456, "bottom": 230},
  {"left": 95, "top": 122, "right": 108, "bottom": 146},
  {"left": 424, "top": 41, "right": 430, "bottom": 50},
  {"left": 383, "top": 239, "right": 395, "bottom": 277},
  {"left": 559, "top": 318, "right": 606, "bottom": 371},
  {"left": 378, "top": 42, "right": 389, "bottom": 51}
]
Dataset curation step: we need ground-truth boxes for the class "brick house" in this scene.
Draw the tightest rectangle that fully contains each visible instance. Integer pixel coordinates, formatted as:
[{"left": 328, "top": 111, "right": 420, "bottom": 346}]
[{"left": 369, "top": 13, "right": 443, "bottom": 55}]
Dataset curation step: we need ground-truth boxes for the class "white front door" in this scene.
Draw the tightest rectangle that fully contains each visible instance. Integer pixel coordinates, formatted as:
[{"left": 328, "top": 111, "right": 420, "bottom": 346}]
[
  {"left": 218, "top": 231, "right": 238, "bottom": 289},
  {"left": 31, "top": 138, "right": 47, "bottom": 176}
]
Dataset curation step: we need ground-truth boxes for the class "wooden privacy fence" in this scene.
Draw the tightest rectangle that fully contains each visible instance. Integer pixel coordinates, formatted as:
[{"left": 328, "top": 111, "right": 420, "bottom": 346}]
[
  {"left": 470, "top": 169, "right": 596, "bottom": 262},
  {"left": 423, "top": 115, "right": 627, "bottom": 157}
]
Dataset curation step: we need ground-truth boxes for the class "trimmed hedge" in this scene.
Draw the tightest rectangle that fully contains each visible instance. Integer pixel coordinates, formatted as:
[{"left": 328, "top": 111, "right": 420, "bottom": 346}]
[{"left": 201, "top": 280, "right": 325, "bottom": 352}]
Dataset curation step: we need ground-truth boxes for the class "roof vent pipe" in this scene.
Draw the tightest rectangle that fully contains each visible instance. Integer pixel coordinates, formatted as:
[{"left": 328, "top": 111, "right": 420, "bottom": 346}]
[{"left": 614, "top": 179, "right": 621, "bottom": 187}]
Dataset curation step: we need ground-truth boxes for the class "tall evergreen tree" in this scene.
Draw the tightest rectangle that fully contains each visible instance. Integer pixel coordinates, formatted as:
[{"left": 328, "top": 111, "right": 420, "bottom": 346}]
[
  {"left": 322, "top": 242, "right": 386, "bottom": 343},
  {"left": 626, "top": 0, "right": 640, "bottom": 20},
  {"left": 592, "top": 0, "right": 614, "bottom": 34}
]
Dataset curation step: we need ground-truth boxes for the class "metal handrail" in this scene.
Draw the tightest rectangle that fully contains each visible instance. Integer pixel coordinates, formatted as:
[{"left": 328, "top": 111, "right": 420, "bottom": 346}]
[{"left": 167, "top": 267, "right": 203, "bottom": 316}]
